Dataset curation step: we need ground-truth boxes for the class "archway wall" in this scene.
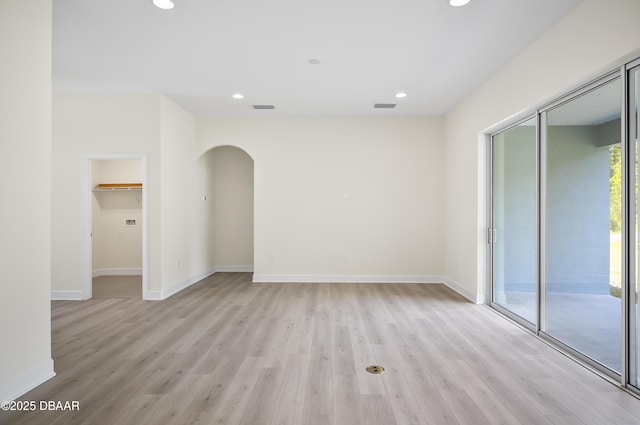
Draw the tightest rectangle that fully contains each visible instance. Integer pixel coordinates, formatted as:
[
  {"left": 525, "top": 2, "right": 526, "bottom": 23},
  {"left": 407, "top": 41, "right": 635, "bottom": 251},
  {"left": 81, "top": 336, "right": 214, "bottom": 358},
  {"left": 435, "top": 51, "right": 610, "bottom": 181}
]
[
  {"left": 201, "top": 146, "right": 254, "bottom": 271},
  {"left": 197, "top": 116, "right": 445, "bottom": 282}
]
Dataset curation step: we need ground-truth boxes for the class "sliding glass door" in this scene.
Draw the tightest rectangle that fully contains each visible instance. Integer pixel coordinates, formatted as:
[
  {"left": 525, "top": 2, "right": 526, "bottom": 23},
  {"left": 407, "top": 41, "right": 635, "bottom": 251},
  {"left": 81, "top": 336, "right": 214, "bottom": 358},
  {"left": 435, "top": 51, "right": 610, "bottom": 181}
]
[
  {"left": 542, "top": 77, "right": 622, "bottom": 373},
  {"left": 489, "top": 68, "right": 633, "bottom": 380},
  {"left": 488, "top": 58, "right": 640, "bottom": 386},
  {"left": 491, "top": 118, "right": 537, "bottom": 325},
  {"left": 629, "top": 63, "right": 640, "bottom": 388}
]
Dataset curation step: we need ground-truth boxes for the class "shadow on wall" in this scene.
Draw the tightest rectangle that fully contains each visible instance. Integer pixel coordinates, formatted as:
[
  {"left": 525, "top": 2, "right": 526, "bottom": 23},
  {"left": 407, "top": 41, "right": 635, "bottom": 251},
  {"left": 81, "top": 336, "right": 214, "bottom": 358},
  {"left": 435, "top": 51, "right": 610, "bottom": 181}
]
[{"left": 201, "top": 145, "right": 254, "bottom": 271}]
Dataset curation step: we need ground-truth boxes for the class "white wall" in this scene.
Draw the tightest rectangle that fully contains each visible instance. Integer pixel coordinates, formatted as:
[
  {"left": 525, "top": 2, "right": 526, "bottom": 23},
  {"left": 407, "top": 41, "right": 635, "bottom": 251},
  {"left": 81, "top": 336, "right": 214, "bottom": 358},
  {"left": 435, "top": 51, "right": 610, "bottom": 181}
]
[
  {"left": 0, "top": 0, "right": 55, "bottom": 401},
  {"left": 197, "top": 117, "right": 444, "bottom": 282},
  {"left": 443, "top": 0, "right": 640, "bottom": 302},
  {"left": 52, "top": 94, "right": 214, "bottom": 299},
  {"left": 52, "top": 94, "right": 162, "bottom": 296},
  {"left": 91, "top": 160, "right": 143, "bottom": 275},
  {"left": 208, "top": 146, "right": 254, "bottom": 270},
  {"left": 47, "top": 2, "right": 640, "bottom": 306},
  {"left": 52, "top": 95, "right": 218, "bottom": 298},
  {"left": 159, "top": 96, "right": 216, "bottom": 297}
]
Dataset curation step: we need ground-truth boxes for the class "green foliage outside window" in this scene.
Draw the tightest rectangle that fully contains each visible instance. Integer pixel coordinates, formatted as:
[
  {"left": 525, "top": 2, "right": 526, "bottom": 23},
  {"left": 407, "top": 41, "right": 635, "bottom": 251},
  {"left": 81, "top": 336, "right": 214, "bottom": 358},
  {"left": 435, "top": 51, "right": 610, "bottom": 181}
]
[{"left": 610, "top": 145, "right": 621, "bottom": 232}]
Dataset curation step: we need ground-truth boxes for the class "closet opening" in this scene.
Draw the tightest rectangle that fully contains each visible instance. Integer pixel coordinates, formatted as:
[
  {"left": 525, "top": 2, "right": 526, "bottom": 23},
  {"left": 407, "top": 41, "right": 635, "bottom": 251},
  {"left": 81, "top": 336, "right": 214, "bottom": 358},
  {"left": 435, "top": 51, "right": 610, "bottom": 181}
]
[{"left": 81, "top": 155, "right": 148, "bottom": 300}]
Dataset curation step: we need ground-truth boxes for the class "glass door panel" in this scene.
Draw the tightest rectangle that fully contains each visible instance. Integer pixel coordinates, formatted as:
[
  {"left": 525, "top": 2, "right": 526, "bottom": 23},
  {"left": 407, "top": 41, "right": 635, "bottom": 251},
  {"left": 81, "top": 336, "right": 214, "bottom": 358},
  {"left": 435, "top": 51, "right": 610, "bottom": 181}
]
[
  {"left": 543, "top": 78, "right": 622, "bottom": 373},
  {"left": 630, "top": 64, "right": 640, "bottom": 388},
  {"left": 491, "top": 118, "right": 537, "bottom": 324}
]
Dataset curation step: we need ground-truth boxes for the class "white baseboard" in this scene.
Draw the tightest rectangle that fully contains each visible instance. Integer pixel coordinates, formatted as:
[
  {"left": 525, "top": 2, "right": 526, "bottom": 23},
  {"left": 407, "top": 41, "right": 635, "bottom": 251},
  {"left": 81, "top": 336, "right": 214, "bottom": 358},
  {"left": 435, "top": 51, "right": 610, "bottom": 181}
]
[
  {"left": 252, "top": 274, "right": 444, "bottom": 284},
  {"left": 52, "top": 270, "right": 483, "bottom": 304},
  {"left": 159, "top": 267, "right": 218, "bottom": 300},
  {"left": 251, "top": 274, "right": 483, "bottom": 304},
  {"left": 54, "top": 266, "right": 249, "bottom": 302},
  {"left": 214, "top": 265, "right": 254, "bottom": 272},
  {"left": 158, "top": 266, "right": 253, "bottom": 299},
  {"left": 92, "top": 268, "right": 142, "bottom": 278},
  {"left": 144, "top": 290, "right": 162, "bottom": 300},
  {"left": 0, "top": 358, "right": 55, "bottom": 402},
  {"left": 440, "top": 276, "right": 484, "bottom": 304},
  {"left": 51, "top": 290, "right": 83, "bottom": 300}
]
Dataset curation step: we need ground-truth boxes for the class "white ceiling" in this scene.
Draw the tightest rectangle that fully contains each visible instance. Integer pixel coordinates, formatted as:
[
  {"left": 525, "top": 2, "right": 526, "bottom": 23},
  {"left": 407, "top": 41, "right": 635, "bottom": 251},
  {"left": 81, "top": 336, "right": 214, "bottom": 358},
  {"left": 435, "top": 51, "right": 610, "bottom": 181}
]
[{"left": 52, "top": 0, "right": 582, "bottom": 117}]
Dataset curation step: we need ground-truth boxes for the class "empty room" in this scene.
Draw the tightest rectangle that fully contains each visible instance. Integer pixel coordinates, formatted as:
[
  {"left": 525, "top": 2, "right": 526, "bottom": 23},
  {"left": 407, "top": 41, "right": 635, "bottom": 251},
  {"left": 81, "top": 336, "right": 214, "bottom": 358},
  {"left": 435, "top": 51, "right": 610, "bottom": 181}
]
[{"left": 3, "top": 0, "right": 640, "bottom": 424}]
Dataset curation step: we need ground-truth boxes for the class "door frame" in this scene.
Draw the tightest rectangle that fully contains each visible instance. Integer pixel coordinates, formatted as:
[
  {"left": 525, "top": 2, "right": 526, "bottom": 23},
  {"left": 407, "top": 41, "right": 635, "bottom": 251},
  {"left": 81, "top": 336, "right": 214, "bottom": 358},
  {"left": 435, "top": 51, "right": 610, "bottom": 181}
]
[
  {"left": 485, "top": 68, "right": 630, "bottom": 385},
  {"left": 81, "top": 153, "right": 148, "bottom": 300},
  {"left": 485, "top": 114, "right": 539, "bottom": 333}
]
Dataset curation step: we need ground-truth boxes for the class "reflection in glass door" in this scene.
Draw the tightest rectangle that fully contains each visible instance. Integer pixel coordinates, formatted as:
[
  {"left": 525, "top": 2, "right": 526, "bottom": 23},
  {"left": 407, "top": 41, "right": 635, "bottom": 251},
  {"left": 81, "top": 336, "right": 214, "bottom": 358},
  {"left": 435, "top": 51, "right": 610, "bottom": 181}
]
[
  {"left": 542, "top": 77, "right": 622, "bottom": 373},
  {"left": 491, "top": 118, "right": 537, "bottom": 324}
]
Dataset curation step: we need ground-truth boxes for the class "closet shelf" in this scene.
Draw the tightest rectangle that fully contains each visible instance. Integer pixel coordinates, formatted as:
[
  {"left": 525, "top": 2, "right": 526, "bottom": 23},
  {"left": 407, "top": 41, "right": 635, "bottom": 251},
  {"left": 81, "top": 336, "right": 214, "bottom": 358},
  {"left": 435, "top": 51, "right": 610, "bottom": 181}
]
[{"left": 94, "top": 183, "right": 142, "bottom": 192}]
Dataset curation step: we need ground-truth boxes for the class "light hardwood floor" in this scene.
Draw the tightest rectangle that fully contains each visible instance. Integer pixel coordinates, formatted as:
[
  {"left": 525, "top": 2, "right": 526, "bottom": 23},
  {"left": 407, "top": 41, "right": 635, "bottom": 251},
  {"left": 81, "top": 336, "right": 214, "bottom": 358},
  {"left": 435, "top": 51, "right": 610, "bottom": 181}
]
[
  {"left": 92, "top": 275, "right": 141, "bottom": 299},
  {"left": 2, "top": 273, "right": 640, "bottom": 425}
]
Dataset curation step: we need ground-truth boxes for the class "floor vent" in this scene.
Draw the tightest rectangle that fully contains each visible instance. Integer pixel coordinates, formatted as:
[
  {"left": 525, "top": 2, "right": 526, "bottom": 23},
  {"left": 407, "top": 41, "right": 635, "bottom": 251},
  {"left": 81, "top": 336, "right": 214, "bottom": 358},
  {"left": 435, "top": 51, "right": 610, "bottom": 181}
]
[{"left": 365, "top": 365, "right": 385, "bottom": 374}]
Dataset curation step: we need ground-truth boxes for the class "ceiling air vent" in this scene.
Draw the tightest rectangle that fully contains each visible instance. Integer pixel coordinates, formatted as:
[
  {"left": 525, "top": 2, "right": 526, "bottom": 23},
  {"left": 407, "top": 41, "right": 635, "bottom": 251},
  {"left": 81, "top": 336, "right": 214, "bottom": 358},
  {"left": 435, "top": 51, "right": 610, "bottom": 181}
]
[
  {"left": 253, "top": 105, "right": 276, "bottom": 110},
  {"left": 374, "top": 103, "right": 396, "bottom": 109}
]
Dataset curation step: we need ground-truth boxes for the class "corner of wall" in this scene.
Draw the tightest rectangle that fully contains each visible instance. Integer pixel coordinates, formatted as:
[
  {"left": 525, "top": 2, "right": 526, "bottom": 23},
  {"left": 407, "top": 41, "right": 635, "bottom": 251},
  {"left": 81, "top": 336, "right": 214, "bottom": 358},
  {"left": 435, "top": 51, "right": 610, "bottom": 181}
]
[
  {"left": 0, "top": 0, "right": 54, "bottom": 402},
  {"left": 0, "top": 359, "right": 55, "bottom": 403},
  {"left": 440, "top": 276, "right": 484, "bottom": 304},
  {"left": 51, "top": 291, "right": 84, "bottom": 301}
]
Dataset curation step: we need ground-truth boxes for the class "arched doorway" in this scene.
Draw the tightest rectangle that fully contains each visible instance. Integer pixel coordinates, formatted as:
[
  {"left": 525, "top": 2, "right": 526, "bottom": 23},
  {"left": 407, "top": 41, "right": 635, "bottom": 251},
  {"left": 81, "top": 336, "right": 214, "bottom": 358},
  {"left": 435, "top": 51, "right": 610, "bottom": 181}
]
[{"left": 205, "top": 146, "right": 254, "bottom": 272}]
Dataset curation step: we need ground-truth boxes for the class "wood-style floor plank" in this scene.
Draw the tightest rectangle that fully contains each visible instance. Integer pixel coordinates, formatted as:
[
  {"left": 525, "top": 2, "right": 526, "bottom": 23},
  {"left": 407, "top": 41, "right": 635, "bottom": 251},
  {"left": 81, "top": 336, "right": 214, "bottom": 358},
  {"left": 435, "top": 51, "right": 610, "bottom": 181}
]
[
  {"left": 269, "top": 354, "right": 307, "bottom": 425},
  {"left": 2, "top": 273, "right": 640, "bottom": 425}
]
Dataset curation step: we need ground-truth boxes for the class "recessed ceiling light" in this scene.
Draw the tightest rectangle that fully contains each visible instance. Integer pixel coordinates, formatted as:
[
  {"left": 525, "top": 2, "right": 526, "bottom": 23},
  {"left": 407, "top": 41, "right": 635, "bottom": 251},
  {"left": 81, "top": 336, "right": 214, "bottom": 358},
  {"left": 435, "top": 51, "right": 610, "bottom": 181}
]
[
  {"left": 395, "top": 92, "right": 407, "bottom": 98},
  {"left": 449, "top": 0, "right": 470, "bottom": 6},
  {"left": 232, "top": 93, "right": 244, "bottom": 99},
  {"left": 153, "top": 0, "right": 174, "bottom": 10}
]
